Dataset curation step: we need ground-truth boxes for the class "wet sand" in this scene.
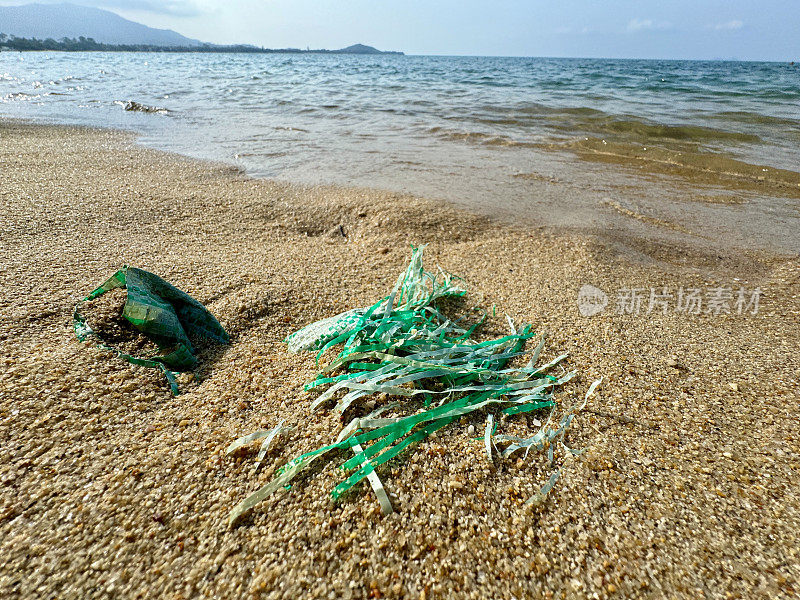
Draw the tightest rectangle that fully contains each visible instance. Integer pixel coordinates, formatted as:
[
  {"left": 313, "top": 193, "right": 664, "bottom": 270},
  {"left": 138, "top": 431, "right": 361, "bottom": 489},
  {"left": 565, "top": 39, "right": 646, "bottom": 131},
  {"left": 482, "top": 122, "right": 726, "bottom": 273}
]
[{"left": 0, "top": 120, "right": 798, "bottom": 599}]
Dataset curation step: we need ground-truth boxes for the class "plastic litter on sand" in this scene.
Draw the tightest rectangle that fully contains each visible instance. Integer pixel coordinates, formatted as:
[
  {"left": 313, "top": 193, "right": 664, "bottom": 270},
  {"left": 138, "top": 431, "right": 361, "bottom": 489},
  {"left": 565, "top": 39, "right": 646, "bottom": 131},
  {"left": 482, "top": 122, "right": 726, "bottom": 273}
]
[
  {"left": 73, "top": 266, "right": 229, "bottom": 395},
  {"left": 227, "top": 246, "right": 601, "bottom": 525}
]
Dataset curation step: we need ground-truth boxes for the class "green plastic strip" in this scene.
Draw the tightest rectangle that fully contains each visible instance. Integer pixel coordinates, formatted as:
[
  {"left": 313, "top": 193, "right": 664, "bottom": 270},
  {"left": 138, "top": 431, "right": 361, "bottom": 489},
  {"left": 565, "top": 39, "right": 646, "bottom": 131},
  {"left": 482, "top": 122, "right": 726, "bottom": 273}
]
[{"left": 227, "top": 246, "right": 601, "bottom": 524}]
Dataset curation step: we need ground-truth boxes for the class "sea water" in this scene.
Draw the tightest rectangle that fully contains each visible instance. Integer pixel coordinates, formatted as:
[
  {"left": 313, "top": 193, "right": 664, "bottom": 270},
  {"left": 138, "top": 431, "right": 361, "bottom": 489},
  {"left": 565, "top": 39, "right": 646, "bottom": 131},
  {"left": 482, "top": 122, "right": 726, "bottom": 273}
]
[{"left": 2, "top": 52, "right": 799, "bottom": 238}]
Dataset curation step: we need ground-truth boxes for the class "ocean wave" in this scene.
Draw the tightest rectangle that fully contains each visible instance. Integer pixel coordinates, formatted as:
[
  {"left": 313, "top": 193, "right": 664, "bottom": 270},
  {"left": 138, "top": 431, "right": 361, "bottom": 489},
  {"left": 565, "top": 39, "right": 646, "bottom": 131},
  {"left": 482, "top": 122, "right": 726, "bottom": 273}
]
[
  {"left": 572, "top": 118, "right": 762, "bottom": 144},
  {"left": 561, "top": 136, "right": 800, "bottom": 197},
  {"left": 712, "top": 111, "right": 800, "bottom": 127},
  {"left": 449, "top": 103, "right": 762, "bottom": 146},
  {"left": 2, "top": 91, "right": 39, "bottom": 102},
  {"left": 426, "top": 127, "right": 535, "bottom": 147},
  {"left": 483, "top": 102, "right": 605, "bottom": 117},
  {"left": 514, "top": 106, "right": 764, "bottom": 144}
]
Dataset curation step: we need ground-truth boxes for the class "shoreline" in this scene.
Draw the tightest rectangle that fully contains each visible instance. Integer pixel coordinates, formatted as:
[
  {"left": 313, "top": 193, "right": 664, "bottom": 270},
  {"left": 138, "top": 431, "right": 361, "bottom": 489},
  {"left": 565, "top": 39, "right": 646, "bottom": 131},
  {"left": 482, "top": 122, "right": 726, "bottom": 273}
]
[
  {"left": 1, "top": 120, "right": 798, "bottom": 599},
  {"left": 4, "top": 114, "right": 796, "bottom": 277}
]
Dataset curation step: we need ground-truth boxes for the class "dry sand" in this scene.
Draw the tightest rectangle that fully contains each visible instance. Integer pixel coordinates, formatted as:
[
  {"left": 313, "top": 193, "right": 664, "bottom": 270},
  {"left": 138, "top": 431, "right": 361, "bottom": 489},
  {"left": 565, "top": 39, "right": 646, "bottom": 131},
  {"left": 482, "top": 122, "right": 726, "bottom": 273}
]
[{"left": 0, "top": 120, "right": 798, "bottom": 599}]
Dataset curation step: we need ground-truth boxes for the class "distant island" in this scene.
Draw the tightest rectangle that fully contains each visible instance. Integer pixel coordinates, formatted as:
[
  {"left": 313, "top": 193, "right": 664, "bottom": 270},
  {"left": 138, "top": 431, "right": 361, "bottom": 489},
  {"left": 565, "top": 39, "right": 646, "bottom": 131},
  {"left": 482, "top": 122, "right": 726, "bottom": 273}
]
[
  {"left": 0, "top": 35, "right": 404, "bottom": 55},
  {"left": 0, "top": 4, "right": 402, "bottom": 55}
]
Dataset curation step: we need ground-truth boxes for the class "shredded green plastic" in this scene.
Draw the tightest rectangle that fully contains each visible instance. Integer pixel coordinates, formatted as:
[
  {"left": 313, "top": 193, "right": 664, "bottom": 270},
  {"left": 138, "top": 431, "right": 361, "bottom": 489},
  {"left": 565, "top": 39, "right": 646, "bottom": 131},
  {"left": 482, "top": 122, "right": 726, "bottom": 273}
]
[
  {"left": 228, "top": 246, "right": 600, "bottom": 525},
  {"left": 73, "top": 266, "right": 229, "bottom": 395}
]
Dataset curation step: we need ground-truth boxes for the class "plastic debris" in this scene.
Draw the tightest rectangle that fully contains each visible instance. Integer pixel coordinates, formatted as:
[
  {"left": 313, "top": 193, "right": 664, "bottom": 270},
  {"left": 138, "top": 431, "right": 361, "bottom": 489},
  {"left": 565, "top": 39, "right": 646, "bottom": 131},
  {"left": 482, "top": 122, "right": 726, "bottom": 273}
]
[
  {"left": 484, "top": 414, "right": 494, "bottom": 463},
  {"left": 226, "top": 420, "right": 292, "bottom": 471},
  {"left": 228, "top": 246, "right": 600, "bottom": 525},
  {"left": 73, "top": 266, "right": 229, "bottom": 395}
]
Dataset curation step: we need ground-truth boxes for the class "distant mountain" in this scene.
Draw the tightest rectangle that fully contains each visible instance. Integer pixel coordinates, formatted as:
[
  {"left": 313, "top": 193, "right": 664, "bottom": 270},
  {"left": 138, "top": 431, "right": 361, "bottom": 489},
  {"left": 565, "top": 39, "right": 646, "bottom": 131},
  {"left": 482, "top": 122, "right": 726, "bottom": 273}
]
[
  {"left": 335, "top": 44, "right": 401, "bottom": 55},
  {"left": 0, "top": 4, "right": 404, "bottom": 54},
  {"left": 0, "top": 3, "right": 202, "bottom": 46}
]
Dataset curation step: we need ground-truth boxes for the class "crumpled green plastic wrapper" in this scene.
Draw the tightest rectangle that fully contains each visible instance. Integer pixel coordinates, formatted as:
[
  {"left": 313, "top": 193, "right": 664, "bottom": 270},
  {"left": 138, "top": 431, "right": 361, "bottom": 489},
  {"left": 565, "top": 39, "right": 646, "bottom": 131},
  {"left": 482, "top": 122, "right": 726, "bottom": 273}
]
[{"left": 73, "top": 266, "right": 229, "bottom": 394}]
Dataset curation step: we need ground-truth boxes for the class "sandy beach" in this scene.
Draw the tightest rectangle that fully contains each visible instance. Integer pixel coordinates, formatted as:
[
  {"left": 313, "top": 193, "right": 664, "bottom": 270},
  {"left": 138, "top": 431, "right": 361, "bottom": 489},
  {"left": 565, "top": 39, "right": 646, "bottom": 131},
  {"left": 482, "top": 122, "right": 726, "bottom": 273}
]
[{"left": 1, "top": 120, "right": 798, "bottom": 599}]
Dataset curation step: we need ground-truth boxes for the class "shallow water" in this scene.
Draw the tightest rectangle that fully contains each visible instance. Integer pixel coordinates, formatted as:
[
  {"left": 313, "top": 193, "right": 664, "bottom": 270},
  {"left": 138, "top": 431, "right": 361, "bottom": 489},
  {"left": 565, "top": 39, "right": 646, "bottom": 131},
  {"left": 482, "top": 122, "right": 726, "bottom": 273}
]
[{"left": 2, "top": 52, "right": 799, "bottom": 252}]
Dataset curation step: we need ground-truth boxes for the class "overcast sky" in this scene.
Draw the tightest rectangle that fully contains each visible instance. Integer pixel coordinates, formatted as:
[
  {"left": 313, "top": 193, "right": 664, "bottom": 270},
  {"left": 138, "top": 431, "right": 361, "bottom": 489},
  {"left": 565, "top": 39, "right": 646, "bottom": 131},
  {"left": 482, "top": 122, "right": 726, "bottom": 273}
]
[{"left": 3, "top": 0, "right": 798, "bottom": 60}]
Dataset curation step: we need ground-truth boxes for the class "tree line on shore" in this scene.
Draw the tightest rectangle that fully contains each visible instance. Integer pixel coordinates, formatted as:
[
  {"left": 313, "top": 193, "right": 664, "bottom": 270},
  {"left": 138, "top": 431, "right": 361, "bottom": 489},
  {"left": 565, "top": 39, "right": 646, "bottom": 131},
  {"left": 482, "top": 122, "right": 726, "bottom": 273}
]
[{"left": 0, "top": 34, "right": 400, "bottom": 54}]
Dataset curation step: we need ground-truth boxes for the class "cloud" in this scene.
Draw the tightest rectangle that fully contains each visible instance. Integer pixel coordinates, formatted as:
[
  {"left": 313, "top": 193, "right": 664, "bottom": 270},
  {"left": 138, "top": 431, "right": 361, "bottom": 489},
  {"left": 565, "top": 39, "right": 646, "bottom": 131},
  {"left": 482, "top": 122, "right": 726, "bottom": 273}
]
[
  {"left": 713, "top": 20, "right": 744, "bottom": 31},
  {"left": 627, "top": 18, "right": 672, "bottom": 33}
]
